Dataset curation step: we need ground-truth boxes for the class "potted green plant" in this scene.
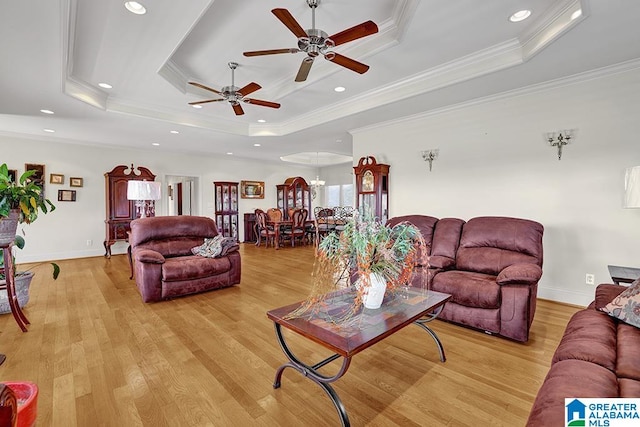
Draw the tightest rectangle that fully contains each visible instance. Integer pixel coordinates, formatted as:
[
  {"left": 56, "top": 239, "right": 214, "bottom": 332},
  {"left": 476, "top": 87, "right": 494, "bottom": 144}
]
[
  {"left": 0, "top": 235, "right": 60, "bottom": 313},
  {"left": 0, "top": 163, "right": 58, "bottom": 312},
  {"left": 288, "top": 212, "right": 425, "bottom": 320},
  {"left": 0, "top": 163, "right": 55, "bottom": 227}
]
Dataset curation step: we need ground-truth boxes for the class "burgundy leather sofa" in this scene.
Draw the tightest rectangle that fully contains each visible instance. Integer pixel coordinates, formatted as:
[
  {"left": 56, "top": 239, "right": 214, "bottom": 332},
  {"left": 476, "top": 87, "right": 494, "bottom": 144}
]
[
  {"left": 387, "top": 215, "right": 544, "bottom": 342},
  {"left": 129, "top": 216, "right": 241, "bottom": 302},
  {"left": 526, "top": 284, "right": 640, "bottom": 426}
]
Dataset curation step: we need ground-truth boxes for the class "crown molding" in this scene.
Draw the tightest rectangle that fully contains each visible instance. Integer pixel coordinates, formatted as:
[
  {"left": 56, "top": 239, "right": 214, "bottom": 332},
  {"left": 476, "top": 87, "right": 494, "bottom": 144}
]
[
  {"left": 351, "top": 57, "right": 640, "bottom": 135},
  {"left": 60, "top": 0, "right": 590, "bottom": 139}
]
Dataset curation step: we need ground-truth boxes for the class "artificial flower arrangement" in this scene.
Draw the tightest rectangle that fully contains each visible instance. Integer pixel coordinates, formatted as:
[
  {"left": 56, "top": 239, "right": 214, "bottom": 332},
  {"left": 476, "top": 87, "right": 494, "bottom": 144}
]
[{"left": 287, "top": 212, "right": 426, "bottom": 321}]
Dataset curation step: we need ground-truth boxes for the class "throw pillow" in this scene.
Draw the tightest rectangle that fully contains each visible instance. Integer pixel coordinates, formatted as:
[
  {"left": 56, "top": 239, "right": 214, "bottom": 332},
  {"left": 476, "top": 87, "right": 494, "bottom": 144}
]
[
  {"left": 601, "top": 279, "right": 640, "bottom": 328},
  {"left": 191, "top": 235, "right": 239, "bottom": 258},
  {"left": 191, "top": 235, "right": 225, "bottom": 258}
]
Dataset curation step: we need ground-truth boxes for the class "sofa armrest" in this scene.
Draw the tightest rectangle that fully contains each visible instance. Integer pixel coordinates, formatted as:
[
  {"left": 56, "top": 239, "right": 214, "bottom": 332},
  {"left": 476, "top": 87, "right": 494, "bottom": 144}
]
[
  {"left": 428, "top": 255, "right": 455, "bottom": 270},
  {"left": 496, "top": 263, "right": 542, "bottom": 285},
  {"left": 135, "top": 249, "right": 165, "bottom": 264}
]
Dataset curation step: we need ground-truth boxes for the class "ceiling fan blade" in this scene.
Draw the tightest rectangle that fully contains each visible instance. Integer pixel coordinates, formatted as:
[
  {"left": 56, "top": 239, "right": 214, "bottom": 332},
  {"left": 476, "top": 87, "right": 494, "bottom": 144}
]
[
  {"left": 238, "top": 82, "right": 261, "bottom": 96},
  {"left": 326, "top": 53, "right": 370, "bottom": 74},
  {"left": 272, "top": 8, "right": 307, "bottom": 38},
  {"left": 244, "top": 98, "right": 281, "bottom": 109},
  {"left": 329, "top": 20, "right": 379, "bottom": 46},
  {"left": 188, "top": 99, "right": 225, "bottom": 105},
  {"left": 232, "top": 103, "right": 245, "bottom": 116},
  {"left": 243, "top": 48, "right": 299, "bottom": 57},
  {"left": 188, "top": 81, "right": 222, "bottom": 94},
  {"left": 295, "top": 58, "right": 314, "bottom": 82}
]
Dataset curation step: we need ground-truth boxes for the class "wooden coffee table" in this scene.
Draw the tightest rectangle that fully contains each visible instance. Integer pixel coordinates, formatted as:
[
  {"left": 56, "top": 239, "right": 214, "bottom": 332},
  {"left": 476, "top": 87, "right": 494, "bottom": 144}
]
[{"left": 267, "top": 287, "right": 451, "bottom": 426}]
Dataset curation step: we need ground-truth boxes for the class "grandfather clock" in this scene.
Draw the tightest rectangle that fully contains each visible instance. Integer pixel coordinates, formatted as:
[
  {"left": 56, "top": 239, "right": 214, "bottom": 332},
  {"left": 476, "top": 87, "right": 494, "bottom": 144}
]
[{"left": 353, "top": 156, "right": 389, "bottom": 223}]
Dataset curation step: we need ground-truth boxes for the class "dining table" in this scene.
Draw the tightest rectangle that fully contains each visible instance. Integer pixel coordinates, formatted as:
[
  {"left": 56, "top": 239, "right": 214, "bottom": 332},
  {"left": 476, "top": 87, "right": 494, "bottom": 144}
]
[{"left": 267, "top": 219, "right": 313, "bottom": 249}]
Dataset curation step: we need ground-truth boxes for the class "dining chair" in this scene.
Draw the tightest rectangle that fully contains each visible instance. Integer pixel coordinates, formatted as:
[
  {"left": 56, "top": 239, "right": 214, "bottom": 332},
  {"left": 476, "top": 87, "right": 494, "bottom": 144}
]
[
  {"left": 314, "top": 207, "right": 336, "bottom": 248},
  {"left": 266, "top": 208, "right": 283, "bottom": 222},
  {"left": 283, "top": 208, "right": 308, "bottom": 247},
  {"left": 256, "top": 210, "right": 277, "bottom": 248}
]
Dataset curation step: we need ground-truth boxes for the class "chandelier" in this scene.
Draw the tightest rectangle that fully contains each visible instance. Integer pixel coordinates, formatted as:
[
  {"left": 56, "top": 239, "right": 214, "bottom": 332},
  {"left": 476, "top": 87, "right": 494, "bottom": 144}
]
[{"left": 310, "top": 152, "right": 325, "bottom": 200}]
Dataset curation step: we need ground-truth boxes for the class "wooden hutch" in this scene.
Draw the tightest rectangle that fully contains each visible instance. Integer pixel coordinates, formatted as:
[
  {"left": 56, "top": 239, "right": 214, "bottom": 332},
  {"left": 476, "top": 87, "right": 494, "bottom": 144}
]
[
  {"left": 104, "top": 164, "right": 156, "bottom": 257},
  {"left": 214, "top": 181, "right": 239, "bottom": 240},
  {"left": 276, "top": 176, "right": 311, "bottom": 220},
  {"left": 353, "top": 156, "right": 390, "bottom": 223}
]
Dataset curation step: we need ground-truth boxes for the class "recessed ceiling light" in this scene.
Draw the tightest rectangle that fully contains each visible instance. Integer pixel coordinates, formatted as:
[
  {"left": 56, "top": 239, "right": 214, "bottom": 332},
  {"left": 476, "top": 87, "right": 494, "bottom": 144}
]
[
  {"left": 43, "top": 129, "right": 55, "bottom": 133},
  {"left": 192, "top": 104, "right": 203, "bottom": 109},
  {"left": 152, "top": 142, "right": 160, "bottom": 146},
  {"left": 257, "top": 119, "right": 266, "bottom": 123},
  {"left": 226, "top": 152, "right": 233, "bottom": 155},
  {"left": 334, "top": 86, "right": 346, "bottom": 92},
  {"left": 98, "top": 82, "right": 113, "bottom": 89},
  {"left": 336, "top": 139, "right": 342, "bottom": 143},
  {"left": 509, "top": 10, "right": 531, "bottom": 22},
  {"left": 40, "top": 109, "right": 54, "bottom": 114},
  {"left": 170, "top": 130, "right": 179, "bottom": 134},
  {"left": 253, "top": 143, "right": 261, "bottom": 147},
  {"left": 124, "top": 1, "right": 146, "bottom": 15},
  {"left": 571, "top": 9, "right": 582, "bottom": 20}
]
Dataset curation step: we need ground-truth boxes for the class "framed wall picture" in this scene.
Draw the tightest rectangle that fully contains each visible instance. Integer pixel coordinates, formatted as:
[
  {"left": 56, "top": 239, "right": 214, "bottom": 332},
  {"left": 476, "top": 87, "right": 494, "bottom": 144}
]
[
  {"left": 8, "top": 170, "right": 17, "bottom": 183},
  {"left": 50, "top": 173, "right": 64, "bottom": 184},
  {"left": 70, "top": 177, "right": 83, "bottom": 187},
  {"left": 24, "top": 163, "right": 44, "bottom": 183},
  {"left": 240, "top": 180, "right": 265, "bottom": 199},
  {"left": 58, "top": 189, "right": 76, "bottom": 202}
]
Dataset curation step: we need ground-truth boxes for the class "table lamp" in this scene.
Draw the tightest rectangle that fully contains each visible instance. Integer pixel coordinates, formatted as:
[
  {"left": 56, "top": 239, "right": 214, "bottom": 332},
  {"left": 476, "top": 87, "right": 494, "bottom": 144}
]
[{"left": 127, "top": 180, "right": 162, "bottom": 218}]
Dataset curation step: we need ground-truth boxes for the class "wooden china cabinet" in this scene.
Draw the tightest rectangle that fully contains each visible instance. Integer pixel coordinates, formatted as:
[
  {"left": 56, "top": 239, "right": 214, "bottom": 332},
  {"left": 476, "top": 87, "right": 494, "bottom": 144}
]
[
  {"left": 214, "top": 181, "right": 239, "bottom": 241},
  {"left": 104, "top": 164, "right": 156, "bottom": 257},
  {"left": 276, "top": 176, "right": 311, "bottom": 220},
  {"left": 353, "top": 156, "right": 390, "bottom": 223}
]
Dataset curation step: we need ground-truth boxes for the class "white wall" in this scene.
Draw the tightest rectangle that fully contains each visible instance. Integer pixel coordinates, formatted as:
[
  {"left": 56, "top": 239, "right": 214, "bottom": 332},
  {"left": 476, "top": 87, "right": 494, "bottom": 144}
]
[
  {"left": 1, "top": 137, "right": 312, "bottom": 262},
  {"left": 352, "top": 65, "right": 640, "bottom": 306}
]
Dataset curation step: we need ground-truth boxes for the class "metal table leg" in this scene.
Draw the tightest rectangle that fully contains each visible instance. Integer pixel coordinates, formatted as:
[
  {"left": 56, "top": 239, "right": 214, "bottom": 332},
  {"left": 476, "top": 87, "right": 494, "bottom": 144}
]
[
  {"left": 272, "top": 323, "right": 352, "bottom": 427},
  {"left": 413, "top": 304, "right": 446, "bottom": 362}
]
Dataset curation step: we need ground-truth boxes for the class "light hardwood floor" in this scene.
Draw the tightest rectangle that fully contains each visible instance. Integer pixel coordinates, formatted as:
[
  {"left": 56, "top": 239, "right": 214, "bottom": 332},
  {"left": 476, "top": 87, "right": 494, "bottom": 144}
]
[{"left": 0, "top": 244, "right": 582, "bottom": 426}]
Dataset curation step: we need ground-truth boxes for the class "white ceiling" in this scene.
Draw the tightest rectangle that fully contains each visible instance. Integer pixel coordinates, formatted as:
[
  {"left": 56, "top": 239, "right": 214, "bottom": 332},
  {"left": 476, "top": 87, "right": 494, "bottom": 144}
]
[{"left": 2, "top": 0, "right": 640, "bottom": 165}]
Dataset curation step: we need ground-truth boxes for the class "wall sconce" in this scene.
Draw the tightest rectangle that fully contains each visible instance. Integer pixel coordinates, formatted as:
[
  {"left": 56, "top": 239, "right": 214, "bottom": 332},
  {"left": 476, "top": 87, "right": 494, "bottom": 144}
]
[
  {"left": 421, "top": 149, "right": 439, "bottom": 172},
  {"left": 546, "top": 131, "right": 574, "bottom": 160},
  {"left": 624, "top": 166, "right": 640, "bottom": 208},
  {"left": 127, "top": 180, "right": 162, "bottom": 218}
]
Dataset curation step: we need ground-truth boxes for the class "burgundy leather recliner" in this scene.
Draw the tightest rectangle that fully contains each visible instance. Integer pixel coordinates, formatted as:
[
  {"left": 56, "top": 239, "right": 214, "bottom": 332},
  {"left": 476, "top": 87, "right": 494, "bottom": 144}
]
[
  {"left": 387, "top": 215, "right": 543, "bottom": 342},
  {"left": 129, "top": 216, "right": 241, "bottom": 302}
]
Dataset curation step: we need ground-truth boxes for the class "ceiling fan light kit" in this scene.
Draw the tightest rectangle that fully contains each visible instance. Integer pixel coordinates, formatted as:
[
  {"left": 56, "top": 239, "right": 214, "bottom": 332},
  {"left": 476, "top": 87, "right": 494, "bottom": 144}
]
[
  {"left": 188, "top": 62, "right": 280, "bottom": 116},
  {"left": 243, "top": 0, "right": 378, "bottom": 82}
]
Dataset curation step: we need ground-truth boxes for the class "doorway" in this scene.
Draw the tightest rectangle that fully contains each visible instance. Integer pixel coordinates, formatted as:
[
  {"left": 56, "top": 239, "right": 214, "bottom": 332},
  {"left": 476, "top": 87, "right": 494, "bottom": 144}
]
[{"left": 165, "top": 175, "right": 199, "bottom": 216}]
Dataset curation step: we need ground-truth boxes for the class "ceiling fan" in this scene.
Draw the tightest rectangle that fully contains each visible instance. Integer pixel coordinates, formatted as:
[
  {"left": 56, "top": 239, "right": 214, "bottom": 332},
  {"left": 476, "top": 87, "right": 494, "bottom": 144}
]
[
  {"left": 243, "top": 0, "right": 378, "bottom": 82},
  {"left": 188, "top": 62, "right": 281, "bottom": 116}
]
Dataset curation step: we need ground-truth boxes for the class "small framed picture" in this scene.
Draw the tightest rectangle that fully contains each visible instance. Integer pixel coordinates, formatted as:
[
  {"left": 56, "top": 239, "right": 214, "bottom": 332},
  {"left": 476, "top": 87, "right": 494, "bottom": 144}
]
[
  {"left": 24, "top": 163, "right": 45, "bottom": 184},
  {"left": 8, "top": 170, "right": 17, "bottom": 183},
  {"left": 70, "top": 177, "right": 83, "bottom": 187},
  {"left": 241, "top": 180, "right": 265, "bottom": 199},
  {"left": 50, "top": 174, "right": 64, "bottom": 184},
  {"left": 58, "top": 189, "right": 76, "bottom": 202}
]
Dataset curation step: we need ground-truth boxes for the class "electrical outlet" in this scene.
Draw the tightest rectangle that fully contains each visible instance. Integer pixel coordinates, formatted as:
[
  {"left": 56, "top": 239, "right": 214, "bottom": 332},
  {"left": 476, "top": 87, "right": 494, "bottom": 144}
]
[
  {"left": 585, "top": 273, "right": 595, "bottom": 285},
  {"left": 86, "top": 239, "right": 93, "bottom": 246}
]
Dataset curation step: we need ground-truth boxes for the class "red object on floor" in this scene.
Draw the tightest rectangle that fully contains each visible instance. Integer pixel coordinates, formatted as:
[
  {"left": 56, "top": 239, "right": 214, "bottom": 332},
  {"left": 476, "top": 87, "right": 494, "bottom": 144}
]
[{"left": 1, "top": 382, "right": 38, "bottom": 427}]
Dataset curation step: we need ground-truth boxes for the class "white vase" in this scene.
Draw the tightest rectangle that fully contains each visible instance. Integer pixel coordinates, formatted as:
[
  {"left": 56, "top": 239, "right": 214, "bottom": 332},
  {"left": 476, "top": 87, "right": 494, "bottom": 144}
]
[{"left": 360, "top": 273, "right": 387, "bottom": 309}]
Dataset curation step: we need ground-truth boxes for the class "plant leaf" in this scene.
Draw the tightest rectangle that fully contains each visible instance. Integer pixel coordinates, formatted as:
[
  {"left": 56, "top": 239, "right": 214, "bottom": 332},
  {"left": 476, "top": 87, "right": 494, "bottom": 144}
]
[
  {"left": 14, "top": 235, "right": 25, "bottom": 249},
  {"left": 51, "top": 263, "right": 60, "bottom": 280}
]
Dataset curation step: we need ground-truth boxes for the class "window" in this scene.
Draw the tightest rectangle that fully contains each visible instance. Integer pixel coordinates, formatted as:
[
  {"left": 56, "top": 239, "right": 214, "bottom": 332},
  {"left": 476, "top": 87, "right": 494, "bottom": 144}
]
[{"left": 325, "top": 184, "right": 353, "bottom": 207}]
